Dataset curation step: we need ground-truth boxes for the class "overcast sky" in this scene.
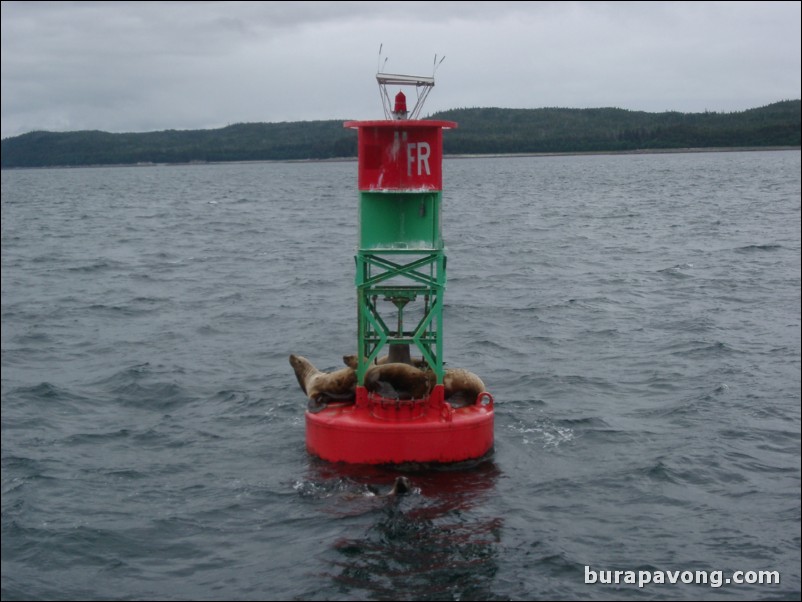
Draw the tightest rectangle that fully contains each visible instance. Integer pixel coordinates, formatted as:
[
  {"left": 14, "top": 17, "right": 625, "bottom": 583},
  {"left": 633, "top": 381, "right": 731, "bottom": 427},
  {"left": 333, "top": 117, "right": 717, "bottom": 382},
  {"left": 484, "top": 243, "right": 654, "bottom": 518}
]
[{"left": 1, "top": 1, "right": 800, "bottom": 139}]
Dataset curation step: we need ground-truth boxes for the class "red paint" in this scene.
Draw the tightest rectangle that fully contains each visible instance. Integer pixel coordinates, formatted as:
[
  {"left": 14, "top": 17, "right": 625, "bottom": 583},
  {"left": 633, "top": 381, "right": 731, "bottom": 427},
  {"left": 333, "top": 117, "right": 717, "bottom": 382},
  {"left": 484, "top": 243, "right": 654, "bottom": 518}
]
[
  {"left": 305, "top": 385, "right": 494, "bottom": 464},
  {"left": 344, "top": 120, "right": 457, "bottom": 191}
]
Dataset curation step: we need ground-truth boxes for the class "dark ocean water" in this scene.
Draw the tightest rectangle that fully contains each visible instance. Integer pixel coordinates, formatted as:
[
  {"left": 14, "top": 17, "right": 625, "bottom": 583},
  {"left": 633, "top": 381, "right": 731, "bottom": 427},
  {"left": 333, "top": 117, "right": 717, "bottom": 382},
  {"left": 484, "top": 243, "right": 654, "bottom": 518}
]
[{"left": 2, "top": 150, "right": 800, "bottom": 601}]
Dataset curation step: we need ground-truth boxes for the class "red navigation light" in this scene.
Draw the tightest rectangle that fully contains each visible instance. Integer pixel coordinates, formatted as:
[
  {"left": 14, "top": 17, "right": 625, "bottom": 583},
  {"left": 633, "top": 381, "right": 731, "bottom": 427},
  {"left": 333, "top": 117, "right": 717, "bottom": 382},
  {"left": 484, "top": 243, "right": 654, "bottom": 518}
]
[{"left": 393, "top": 91, "right": 407, "bottom": 115}]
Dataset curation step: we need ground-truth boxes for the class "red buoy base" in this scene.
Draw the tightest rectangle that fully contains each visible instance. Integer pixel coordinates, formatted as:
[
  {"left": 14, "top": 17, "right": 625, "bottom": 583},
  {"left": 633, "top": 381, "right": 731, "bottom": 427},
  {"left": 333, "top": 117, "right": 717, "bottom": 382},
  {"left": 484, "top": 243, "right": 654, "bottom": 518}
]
[{"left": 305, "top": 385, "right": 494, "bottom": 465}]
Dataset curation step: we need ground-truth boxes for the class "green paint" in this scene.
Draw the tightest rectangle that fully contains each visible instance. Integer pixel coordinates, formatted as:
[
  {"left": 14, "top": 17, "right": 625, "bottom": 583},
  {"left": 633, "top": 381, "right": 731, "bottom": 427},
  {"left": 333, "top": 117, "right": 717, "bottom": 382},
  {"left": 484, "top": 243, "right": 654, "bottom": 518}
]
[
  {"left": 358, "top": 192, "right": 442, "bottom": 250},
  {"left": 355, "top": 189, "right": 447, "bottom": 386}
]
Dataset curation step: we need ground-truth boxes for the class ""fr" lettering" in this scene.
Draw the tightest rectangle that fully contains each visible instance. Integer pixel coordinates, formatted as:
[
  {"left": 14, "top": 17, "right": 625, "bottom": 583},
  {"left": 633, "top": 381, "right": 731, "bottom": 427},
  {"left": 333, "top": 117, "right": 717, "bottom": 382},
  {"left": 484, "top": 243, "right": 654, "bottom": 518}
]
[{"left": 407, "top": 142, "right": 431, "bottom": 177}]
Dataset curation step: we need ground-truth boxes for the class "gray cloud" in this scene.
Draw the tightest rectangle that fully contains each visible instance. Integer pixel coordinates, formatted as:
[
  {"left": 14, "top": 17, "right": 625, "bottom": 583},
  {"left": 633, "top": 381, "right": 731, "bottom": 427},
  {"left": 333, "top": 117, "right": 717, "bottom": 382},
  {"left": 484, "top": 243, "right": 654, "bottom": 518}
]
[{"left": 2, "top": 1, "right": 800, "bottom": 138}]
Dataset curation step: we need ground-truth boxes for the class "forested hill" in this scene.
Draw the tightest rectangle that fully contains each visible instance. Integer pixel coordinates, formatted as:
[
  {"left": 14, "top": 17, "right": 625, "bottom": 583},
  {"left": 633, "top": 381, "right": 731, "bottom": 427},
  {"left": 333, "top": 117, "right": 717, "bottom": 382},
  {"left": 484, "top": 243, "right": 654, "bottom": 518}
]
[
  {"left": 434, "top": 100, "right": 800, "bottom": 154},
  {"left": 2, "top": 100, "right": 799, "bottom": 168}
]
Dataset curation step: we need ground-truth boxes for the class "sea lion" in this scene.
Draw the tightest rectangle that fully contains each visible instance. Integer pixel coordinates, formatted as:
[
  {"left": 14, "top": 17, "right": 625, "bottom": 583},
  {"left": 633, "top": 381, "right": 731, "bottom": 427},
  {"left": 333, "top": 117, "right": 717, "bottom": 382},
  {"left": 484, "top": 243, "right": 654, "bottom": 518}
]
[
  {"left": 386, "top": 343, "right": 412, "bottom": 365},
  {"left": 342, "top": 356, "right": 485, "bottom": 404},
  {"left": 364, "top": 363, "right": 434, "bottom": 399},
  {"left": 343, "top": 345, "right": 429, "bottom": 370},
  {"left": 289, "top": 354, "right": 356, "bottom": 412},
  {"left": 365, "top": 476, "right": 413, "bottom": 497},
  {"left": 342, "top": 354, "right": 365, "bottom": 370},
  {"left": 443, "top": 368, "right": 486, "bottom": 408}
]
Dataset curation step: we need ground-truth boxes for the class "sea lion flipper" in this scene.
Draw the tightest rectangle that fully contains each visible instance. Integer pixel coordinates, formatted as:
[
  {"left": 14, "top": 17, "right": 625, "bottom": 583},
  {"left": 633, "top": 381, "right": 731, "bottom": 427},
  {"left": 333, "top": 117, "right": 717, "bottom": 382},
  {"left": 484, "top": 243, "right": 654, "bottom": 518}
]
[{"left": 307, "top": 398, "right": 327, "bottom": 413}]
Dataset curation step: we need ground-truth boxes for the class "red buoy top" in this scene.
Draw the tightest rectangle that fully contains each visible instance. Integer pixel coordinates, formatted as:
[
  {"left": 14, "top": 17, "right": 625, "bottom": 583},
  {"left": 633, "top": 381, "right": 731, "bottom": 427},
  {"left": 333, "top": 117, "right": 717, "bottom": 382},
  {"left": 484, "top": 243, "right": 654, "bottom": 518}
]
[{"left": 344, "top": 120, "right": 457, "bottom": 191}]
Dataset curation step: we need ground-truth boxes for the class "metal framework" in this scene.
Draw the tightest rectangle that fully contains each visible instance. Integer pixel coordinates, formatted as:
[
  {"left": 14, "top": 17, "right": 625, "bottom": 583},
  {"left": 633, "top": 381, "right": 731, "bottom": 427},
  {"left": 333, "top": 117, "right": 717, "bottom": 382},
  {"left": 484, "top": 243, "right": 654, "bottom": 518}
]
[
  {"left": 377, "top": 73, "right": 436, "bottom": 120},
  {"left": 355, "top": 249, "right": 445, "bottom": 385}
]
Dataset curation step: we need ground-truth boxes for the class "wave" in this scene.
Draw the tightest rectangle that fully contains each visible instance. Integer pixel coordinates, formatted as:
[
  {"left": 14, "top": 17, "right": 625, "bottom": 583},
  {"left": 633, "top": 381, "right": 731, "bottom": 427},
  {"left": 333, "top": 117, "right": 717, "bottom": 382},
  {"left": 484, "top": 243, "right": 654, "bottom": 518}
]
[{"left": 734, "top": 243, "right": 783, "bottom": 253}]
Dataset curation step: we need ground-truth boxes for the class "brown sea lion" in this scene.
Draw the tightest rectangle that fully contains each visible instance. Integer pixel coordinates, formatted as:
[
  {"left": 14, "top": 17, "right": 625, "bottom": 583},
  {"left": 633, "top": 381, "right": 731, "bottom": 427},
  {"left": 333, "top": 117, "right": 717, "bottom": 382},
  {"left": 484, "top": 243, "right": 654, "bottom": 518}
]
[
  {"left": 342, "top": 354, "right": 364, "bottom": 370},
  {"left": 443, "top": 368, "right": 486, "bottom": 408},
  {"left": 343, "top": 352, "right": 429, "bottom": 370},
  {"left": 337, "top": 476, "right": 417, "bottom": 501},
  {"left": 289, "top": 355, "right": 356, "bottom": 412},
  {"left": 364, "top": 363, "right": 434, "bottom": 399},
  {"left": 386, "top": 343, "right": 412, "bottom": 365},
  {"left": 342, "top": 356, "right": 485, "bottom": 405},
  {"left": 343, "top": 343, "right": 429, "bottom": 370}
]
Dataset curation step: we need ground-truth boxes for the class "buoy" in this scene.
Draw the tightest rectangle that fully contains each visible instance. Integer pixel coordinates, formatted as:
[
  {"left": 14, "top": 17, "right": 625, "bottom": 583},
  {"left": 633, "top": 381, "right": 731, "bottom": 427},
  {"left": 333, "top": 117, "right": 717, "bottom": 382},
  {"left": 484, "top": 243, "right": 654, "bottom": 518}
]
[{"left": 304, "top": 67, "right": 494, "bottom": 465}]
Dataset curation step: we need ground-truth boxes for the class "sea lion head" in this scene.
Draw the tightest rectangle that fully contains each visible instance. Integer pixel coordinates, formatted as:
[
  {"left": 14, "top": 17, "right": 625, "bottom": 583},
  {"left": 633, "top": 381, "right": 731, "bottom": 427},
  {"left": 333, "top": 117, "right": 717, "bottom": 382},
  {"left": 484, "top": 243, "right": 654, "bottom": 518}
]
[
  {"left": 365, "top": 476, "right": 413, "bottom": 497},
  {"left": 390, "top": 476, "right": 411, "bottom": 496},
  {"left": 289, "top": 354, "right": 316, "bottom": 395}
]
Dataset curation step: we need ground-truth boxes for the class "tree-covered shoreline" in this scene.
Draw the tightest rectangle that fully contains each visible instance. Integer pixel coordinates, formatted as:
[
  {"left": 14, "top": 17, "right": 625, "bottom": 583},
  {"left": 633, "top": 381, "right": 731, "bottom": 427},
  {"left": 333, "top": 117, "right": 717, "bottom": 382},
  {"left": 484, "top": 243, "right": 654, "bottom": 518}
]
[{"left": 2, "top": 100, "right": 799, "bottom": 169}]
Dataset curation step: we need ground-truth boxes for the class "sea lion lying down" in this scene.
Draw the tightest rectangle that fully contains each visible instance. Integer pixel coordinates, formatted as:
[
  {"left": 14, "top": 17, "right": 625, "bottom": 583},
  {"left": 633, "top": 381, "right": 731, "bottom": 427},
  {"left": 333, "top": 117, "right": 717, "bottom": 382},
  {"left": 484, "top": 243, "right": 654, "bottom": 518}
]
[
  {"left": 289, "top": 354, "right": 356, "bottom": 412},
  {"left": 442, "top": 368, "right": 486, "bottom": 407},
  {"left": 363, "top": 363, "right": 435, "bottom": 399},
  {"left": 342, "top": 353, "right": 429, "bottom": 371},
  {"left": 343, "top": 355, "right": 486, "bottom": 406},
  {"left": 290, "top": 353, "right": 486, "bottom": 408}
]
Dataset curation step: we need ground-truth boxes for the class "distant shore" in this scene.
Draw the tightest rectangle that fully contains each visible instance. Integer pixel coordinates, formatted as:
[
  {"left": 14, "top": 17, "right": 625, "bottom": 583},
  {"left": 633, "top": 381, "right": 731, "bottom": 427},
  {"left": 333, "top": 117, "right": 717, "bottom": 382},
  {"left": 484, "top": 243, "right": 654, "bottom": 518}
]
[
  {"left": 445, "top": 145, "right": 801, "bottom": 160},
  {"left": 4, "top": 101, "right": 798, "bottom": 169},
  {"left": 2, "top": 145, "right": 799, "bottom": 171}
]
